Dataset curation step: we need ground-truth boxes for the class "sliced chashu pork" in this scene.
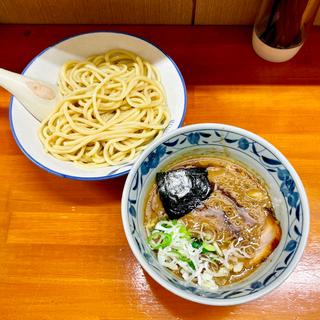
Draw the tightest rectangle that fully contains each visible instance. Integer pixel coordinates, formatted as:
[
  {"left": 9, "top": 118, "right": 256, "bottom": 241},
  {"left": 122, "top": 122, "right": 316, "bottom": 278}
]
[{"left": 248, "top": 214, "right": 281, "bottom": 266}]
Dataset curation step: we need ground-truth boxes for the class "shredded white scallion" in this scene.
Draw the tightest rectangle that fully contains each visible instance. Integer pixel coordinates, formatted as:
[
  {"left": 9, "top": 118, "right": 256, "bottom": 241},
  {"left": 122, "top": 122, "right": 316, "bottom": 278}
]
[{"left": 147, "top": 219, "right": 245, "bottom": 291}]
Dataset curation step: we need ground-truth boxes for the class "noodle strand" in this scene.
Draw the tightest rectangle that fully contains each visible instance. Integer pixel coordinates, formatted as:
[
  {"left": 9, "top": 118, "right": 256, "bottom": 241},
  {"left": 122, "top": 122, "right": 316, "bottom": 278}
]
[{"left": 39, "top": 49, "right": 169, "bottom": 167}]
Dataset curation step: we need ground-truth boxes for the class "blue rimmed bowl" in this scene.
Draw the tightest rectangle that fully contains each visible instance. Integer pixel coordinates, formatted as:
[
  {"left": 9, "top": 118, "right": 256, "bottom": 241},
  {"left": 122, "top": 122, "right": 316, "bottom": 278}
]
[
  {"left": 10, "top": 31, "right": 186, "bottom": 180},
  {"left": 121, "top": 123, "right": 309, "bottom": 305}
]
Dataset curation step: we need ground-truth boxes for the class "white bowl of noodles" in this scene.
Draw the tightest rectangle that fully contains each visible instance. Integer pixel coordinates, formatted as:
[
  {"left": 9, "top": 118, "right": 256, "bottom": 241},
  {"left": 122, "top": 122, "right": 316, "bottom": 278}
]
[{"left": 9, "top": 31, "right": 186, "bottom": 180}]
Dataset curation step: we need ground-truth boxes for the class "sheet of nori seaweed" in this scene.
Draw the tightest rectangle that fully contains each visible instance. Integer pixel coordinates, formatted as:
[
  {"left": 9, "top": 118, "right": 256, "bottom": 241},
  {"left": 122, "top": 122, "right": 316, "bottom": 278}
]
[{"left": 156, "top": 168, "right": 212, "bottom": 219}]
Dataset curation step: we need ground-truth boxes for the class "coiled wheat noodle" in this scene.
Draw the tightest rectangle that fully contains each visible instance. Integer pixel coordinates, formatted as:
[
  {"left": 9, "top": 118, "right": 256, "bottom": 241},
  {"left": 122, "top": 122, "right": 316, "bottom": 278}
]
[{"left": 39, "top": 49, "right": 170, "bottom": 166}]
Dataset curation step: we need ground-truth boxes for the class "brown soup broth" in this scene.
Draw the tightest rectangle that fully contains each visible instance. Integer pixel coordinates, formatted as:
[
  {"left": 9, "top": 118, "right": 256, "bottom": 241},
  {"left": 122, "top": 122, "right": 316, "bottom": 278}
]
[{"left": 144, "top": 156, "right": 281, "bottom": 287}]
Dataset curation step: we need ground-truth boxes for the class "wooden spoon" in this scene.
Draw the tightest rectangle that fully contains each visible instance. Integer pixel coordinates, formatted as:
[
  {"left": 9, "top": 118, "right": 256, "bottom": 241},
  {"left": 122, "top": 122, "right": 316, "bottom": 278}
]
[{"left": 0, "top": 68, "right": 60, "bottom": 121}]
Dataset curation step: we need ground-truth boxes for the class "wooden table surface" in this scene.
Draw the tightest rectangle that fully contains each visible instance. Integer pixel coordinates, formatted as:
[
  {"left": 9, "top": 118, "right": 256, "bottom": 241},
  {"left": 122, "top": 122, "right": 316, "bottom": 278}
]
[{"left": 0, "top": 25, "right": 319, "bottom": 320}]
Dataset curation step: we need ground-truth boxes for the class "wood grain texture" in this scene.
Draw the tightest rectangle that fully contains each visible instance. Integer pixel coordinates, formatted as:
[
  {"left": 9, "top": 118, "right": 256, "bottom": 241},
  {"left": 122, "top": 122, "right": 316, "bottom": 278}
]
[
  {"left": 0, "top": 0, "right": 193, "bottom": 24},
  {"left": 315, "top": 8, "right": 320, "bottom": 24},
  {"left": 195, "top": 0, "right": 263, "bottom": 25},
  {"left": 0, "top": 0, "right": 319, "bottom": 26},
  {"left": 195, "top": 0, "right": 320, "bottom": 26},
  {"left": 0, "top": 25, "right": 320, "bottom": 320}
]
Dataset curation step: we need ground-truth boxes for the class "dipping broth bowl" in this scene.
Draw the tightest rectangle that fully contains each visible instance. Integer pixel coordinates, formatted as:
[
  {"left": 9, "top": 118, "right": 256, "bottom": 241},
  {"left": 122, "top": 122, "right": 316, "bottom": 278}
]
[{"left": 121, "top": 123, "right": 309, "bottom": 305}]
